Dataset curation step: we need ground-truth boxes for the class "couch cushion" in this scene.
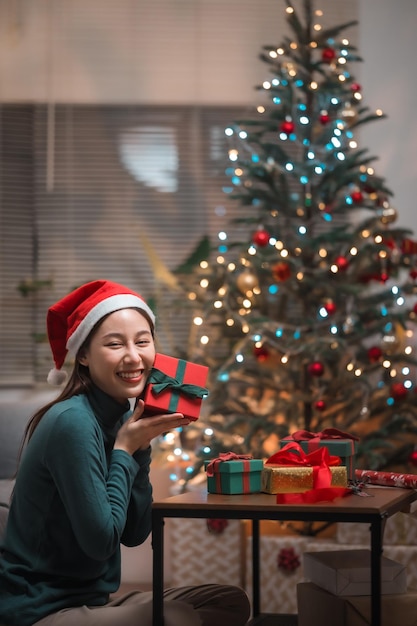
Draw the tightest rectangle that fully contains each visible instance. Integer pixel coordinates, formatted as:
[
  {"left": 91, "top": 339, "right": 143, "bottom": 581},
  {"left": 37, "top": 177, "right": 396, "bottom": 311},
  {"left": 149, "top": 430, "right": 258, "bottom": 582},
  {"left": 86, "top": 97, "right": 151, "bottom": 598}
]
[{"left": 0, "top": 388, "right": 58, "bottom": 479}]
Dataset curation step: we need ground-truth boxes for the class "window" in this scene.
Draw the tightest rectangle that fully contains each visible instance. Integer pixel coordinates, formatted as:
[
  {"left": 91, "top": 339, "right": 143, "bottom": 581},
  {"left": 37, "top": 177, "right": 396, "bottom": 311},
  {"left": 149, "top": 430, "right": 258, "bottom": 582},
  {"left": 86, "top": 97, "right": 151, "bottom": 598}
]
[{"left": 0, "top": 104, "right": 244, "bottom": 384}]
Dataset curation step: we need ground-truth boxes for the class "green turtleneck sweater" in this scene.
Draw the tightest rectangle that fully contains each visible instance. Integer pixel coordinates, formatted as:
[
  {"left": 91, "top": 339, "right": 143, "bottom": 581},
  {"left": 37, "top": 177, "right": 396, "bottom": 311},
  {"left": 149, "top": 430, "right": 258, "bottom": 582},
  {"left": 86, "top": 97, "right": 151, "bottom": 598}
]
[{"left": 0, "top": 385, "right": 152, "bottom": 626}]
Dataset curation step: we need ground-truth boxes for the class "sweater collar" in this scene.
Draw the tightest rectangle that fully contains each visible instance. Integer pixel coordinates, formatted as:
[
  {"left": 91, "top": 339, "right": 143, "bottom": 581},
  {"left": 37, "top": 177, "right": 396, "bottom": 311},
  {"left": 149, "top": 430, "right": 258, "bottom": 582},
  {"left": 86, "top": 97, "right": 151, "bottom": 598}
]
[{"left": 87, "top": 384, "right": 131, "bottom": 430}]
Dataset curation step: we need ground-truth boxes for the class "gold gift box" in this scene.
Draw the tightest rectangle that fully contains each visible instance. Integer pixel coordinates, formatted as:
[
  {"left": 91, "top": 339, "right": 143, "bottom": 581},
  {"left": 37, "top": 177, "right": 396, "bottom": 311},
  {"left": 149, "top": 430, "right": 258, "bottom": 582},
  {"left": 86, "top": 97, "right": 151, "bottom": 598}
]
[{"left": 261, "top": 464, "right": 347, "bottom": 494}]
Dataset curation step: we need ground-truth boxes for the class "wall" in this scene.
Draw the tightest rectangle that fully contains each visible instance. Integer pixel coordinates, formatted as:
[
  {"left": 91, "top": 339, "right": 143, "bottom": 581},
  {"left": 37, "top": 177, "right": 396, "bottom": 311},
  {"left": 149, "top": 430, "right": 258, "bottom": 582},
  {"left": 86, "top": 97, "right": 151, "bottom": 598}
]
[{"left": 359, "top": 0, "right": 417, "bottom": 233}]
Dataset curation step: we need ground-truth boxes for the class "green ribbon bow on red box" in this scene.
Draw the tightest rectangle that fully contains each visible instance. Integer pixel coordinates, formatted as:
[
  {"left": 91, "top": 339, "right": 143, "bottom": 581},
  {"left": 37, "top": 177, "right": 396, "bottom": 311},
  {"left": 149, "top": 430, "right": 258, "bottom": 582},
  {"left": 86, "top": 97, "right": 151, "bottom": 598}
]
[{"left": 147, "top": 366, "right": 209, "bottom": 399}]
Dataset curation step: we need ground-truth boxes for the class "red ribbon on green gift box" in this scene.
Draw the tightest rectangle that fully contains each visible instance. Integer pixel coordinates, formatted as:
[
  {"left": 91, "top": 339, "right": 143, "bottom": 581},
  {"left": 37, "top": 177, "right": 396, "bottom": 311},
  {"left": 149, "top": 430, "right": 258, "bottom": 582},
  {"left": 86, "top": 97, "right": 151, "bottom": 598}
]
[
  {"left": 285, "top": 428, "right": 359, "bottom": 454},
  {"left": 206, "top": 452, "right": 253, "bottom": 493}
]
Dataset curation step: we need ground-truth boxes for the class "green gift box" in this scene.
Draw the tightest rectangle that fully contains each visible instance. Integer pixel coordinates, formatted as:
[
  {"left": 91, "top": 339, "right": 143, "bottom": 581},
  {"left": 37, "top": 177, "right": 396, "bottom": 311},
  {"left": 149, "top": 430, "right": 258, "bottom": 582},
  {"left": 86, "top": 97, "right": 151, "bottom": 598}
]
[
  {"left": 205, "top": 454, "right": 264, "bottom": 494},
  {"left": 280, "top": 429, "right": 358, "bottom": 480}
]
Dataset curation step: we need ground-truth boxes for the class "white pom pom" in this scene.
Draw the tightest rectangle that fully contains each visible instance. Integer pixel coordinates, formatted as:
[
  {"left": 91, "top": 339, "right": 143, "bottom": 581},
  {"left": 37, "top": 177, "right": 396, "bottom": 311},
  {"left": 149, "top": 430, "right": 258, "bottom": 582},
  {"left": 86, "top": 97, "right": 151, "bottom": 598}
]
[{"left": 47, "top": 368, "right": 68, "bottom": 386}]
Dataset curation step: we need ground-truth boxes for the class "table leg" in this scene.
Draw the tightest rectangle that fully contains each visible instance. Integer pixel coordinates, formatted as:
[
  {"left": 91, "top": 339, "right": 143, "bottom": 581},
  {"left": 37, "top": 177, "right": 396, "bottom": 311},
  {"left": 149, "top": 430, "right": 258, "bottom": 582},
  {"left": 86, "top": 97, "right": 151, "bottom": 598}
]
[
  {"left": 152, "top": 510, "right": 165, "bottom": 626},
  {"left": 252, "top": 518, "right": 260, "bottom": 617},
  {"left": 370, "top": 517, "right": 383, "bottom": 626}
]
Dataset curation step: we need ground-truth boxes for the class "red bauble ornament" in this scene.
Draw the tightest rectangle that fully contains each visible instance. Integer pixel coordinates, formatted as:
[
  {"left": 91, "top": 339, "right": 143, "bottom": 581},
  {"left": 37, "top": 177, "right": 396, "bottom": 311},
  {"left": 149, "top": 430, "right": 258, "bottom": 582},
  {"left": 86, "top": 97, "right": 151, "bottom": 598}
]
[
  {"left": 277, "top": 547, "right": 301, "bottom": 572},
  {"left": 390, "top": 382, "right": 408, "bottom": 401},
  {"left": 409, "top": 449, "right": 417, "bottom": 467},
  {"left": 409, "top": 269, "right": 417, "bottom": 281},
  {"left": 280, "top": 120, "right": 295, "bottom": 135},
  {"left": 350, "top": 82, "right": 362, "bottom": 93},
  {"left": 324, "top": 300, "right": 337, "bottom": 315},
  {"left": 319, "top": 112, "right": 330, "bottom": 125},
  {"left": 315, "top": 399, "right": 326, "bottom": 411},
  {"left": 402, "top": 238, "right": 417, "bottom": 255},
  {"left": 379, "top": 272, "right": 389, "bottom": 283},
  {"left": 253, "top": 345, "right": 270, "bottom": 362},
  {"left": 350, "top": 190, "right": 363, "bottom": 204},
  {"left": 252, "top": 229, "right": 270, "bottom": 247},
  {"left": 413, "top": 303, "right": 417, "bottom": 315},
  {"left": 206, "top": 518, "right": 229, "bottom": 534},
  {"left": 322, "top": 47, "right": 336, "bottom": 63},
  {"left": 335, "top": 255, "right": 349, "bottom": 271},
  {"left": 367, "top": 346, "right": 382, "bottom": 363},
  {"left": 272, "top": 261, "right": 291, "bottom": 282},
  {"left": 307, "top": 361, "right": 324, "bottom": 377}
]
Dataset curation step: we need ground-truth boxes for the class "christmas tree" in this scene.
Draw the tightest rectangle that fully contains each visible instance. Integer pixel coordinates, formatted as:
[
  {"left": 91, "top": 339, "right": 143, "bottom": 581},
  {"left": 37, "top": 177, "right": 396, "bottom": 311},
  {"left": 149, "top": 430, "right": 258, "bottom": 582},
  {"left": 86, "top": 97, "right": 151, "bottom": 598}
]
[{"left": 172, "top": 0, "right": 417, "bottom": 486}]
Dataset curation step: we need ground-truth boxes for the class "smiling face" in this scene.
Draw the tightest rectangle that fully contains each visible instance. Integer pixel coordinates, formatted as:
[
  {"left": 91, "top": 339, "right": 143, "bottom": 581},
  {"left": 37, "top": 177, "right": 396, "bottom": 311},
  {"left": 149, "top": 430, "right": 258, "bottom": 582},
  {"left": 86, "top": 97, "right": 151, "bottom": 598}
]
[{"left": 78, "top": 308, "right": 156, "bottom": 403}]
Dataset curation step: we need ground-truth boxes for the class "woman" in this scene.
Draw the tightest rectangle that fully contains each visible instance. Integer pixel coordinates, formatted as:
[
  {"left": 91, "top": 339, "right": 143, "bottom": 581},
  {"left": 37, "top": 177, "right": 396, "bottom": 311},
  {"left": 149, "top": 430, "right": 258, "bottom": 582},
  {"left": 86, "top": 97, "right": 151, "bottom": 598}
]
[{"left": 0, "top": 280, "right": 250, "bottom": 626}]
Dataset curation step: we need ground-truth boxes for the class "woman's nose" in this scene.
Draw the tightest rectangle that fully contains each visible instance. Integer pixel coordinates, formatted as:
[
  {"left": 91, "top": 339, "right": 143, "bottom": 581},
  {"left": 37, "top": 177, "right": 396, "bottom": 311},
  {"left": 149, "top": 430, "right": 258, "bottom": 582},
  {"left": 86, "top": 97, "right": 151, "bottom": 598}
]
[{"left": 124, "top": 343, "right": 142, "bottom": 361}]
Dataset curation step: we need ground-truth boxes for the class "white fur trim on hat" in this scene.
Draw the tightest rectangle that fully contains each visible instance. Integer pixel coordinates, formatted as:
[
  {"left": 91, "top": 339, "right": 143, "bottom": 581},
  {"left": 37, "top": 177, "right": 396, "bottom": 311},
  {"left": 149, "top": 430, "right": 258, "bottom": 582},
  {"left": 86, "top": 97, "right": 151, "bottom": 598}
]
[
  {"left": 47, "top": 367, "right": 69, "bottom": 386},
  {"left": 66, "top": 293, "right": 155, "bottom": 357}
]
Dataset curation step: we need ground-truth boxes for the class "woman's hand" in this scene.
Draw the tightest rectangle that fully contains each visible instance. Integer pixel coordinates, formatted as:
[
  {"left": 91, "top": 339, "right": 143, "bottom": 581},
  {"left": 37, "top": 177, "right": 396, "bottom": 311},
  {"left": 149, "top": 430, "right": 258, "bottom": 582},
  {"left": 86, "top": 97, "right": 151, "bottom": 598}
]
[{"left": 114, "top": 399, "right": 190, "bottom": 455}]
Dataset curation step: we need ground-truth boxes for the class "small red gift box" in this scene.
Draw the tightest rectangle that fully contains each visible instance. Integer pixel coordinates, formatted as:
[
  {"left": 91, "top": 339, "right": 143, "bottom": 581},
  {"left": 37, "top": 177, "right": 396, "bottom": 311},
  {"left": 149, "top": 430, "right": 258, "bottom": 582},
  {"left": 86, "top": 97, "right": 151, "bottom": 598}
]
[{"left": 143, "top": 353, "right": 209, "bottom": 421}]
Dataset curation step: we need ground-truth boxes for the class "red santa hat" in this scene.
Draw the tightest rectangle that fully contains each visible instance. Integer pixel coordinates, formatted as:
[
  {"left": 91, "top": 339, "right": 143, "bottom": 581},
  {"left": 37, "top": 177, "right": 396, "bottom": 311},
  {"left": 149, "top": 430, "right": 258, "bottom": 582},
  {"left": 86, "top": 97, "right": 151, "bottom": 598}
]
[{"left": 46, "top": 279, "right": 155, "bottom": 385}]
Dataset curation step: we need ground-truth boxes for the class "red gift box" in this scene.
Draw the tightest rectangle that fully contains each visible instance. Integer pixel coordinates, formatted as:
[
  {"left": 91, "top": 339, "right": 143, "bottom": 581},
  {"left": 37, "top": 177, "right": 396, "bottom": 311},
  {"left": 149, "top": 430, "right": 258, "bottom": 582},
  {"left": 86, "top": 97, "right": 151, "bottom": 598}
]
[{"left": 143, "top": 353, "right": 209, "bottom": 421}]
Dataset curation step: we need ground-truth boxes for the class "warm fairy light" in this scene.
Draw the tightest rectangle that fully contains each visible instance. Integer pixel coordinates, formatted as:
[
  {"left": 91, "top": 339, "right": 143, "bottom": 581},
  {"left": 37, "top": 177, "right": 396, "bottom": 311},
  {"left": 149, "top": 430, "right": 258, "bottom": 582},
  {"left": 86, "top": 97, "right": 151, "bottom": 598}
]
[
  {"left": 235, "top": 168, "right": 243, "bottom": 176},
  {"left": 313, "top": 24, "right": 322, "bottom": 32},
  {"left": 280, "top": 248, "right": 289, "bottom": 258},
  {"left": 242, "top": 298, "right": 252, "bottom": 308},
  {"left": 361, "top": 229, "right": 371, "bottom": 239},
  {"left": 296, "top": 208, "right": 305, "bottom": 217},
  {"left": 310, "top": 81, "right": 318, "bottom": 90},
  {"left": 188, "top": 291, "right": 197, "bottom": 301},
  {"left": 318, "top": 248, "right": 327, "bottom": 258},
  {"left": 228, "top": 262, "right": 236, "bottom": 271},
  {"left": 354, "top": 368, "right": 362, "bottom": 377},
  {"left": 353, "top": 92, "right": 362, "bottom": 101},
  {"left": 346, "top": 362, "right": 354, "bottom": 372},
  {"left": 350, "top": 247, "right": 358, "bottom": 255},
  {"left": 281, "top": 355, "right": 289, "bottom": 364},
  {"left": 248, "top": 246, "right": 257, "bottom": 255},
  {"left": 374, "top": 235, "right": 383, "bottom": 244},
  {"left": 164, "top": 432, "right": 176, "bottom": 445},
  {"left": 218, "top": 286, "right": 226, "bottom": 296},
  {"left": 349, "top": 140, "right": 358, "bottom": 149},
  {"left": 229, "top": 149, "right": 238, "bottom": 161},
  {"left": 200, "top": 278, "right": 209, "bottom": 288},
  {"left": 216, "top": 255, "right": 225, "bottom": 264},
  {"left": 330, "top": 264, "right": 338, "bottom": 273},
  {"left": 253, "top": 286, "right": 261, "bottom": 295},
  {"left": 200, "top": 335, "right": 209, "bottom": 345},
  {"left": 193, "top": 316, "right": 203, "bottom": 326},
  {"left": 286, "top": 6, "right": 294, "bottom": 14},
  {"left": 296, "top": 271, "right": 304, "bottom": 280},
  {"left": 257, "top": 106, "right": 265, "bottom": 113},
  {"left": 376, "top": 109, "right": 383, "bottom": 116},
  {"left": 200, "top": 260, "right": 209, "bottom": 269},
  {"left": 382, "top": 359, "right": 391, "bottom": 368},
  {"left": 275, "top": 240, "right": 284, "bottom": 250},
  {"left": 269, "top": 50, "right": 278, "bottom": 59},
  {"left": 378, "top": 250, "right": 387, "bottom": 259},
  {"left": 316, "top": 9, "right": 323, "bottom": 16},
  {"left": 226, "top": 318, "right": 234, "bottom": 327},
  {"left": 338, "top": 74, "right": 346, "bottom": 82},
  {"left": 405, "top": 345, "right": 413, "bottom": 355},
  {"left": 390, "top": 369, "right": 397, "bottom": 378},
  {"left": 367, "top": 167, "right": 375, "bottom": 175},
  {"left": 225, "top": 127, "right": 234, "bottom": 136},
  {"left": 342, "top": 38, "right": 349, "bottom": 45},
  {"left": 242, "top": 323, "right": 250, "bottom": 333},
  {"left": 277, "top": 47, "right": 285, "bottom": 55},
  {"left": 263, "top": 81, "right": 272, "bottom": 89},
  {"left": 214, "top": 300, "right": 223, "bottom": 309},
  {"left": 290, "top": 42, "right": 298, "bottom": 50}
]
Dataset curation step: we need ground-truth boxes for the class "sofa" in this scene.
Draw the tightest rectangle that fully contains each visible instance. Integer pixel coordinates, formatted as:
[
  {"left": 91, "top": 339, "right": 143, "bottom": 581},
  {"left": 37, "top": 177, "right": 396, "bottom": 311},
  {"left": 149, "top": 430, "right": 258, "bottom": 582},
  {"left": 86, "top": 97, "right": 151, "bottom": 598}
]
[{"left": 0, "top": 387, "right": 58, "bottom": 542}]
